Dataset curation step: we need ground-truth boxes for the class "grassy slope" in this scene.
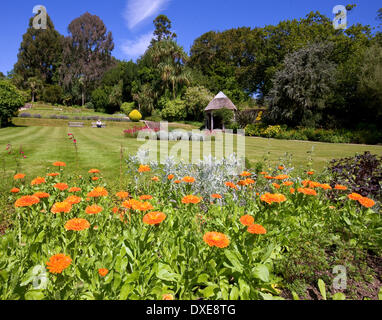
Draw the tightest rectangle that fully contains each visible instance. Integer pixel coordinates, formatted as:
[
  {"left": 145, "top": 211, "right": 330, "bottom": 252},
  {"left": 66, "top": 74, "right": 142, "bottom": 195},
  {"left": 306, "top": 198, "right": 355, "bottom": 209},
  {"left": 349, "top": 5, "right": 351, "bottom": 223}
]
[{"left": 1, "top": 125, "right": 381, "bottom": 183}]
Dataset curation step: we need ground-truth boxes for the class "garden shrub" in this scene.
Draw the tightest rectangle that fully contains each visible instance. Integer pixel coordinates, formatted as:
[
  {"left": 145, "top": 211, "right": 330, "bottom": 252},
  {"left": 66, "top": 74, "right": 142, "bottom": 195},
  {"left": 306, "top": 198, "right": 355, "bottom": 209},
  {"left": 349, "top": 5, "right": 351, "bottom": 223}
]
[
  {"left": 0, "top": 80, "right": 25, "bottom": 127},
  {"left": 121, "top": 102, "right": 135, "bottom": 116},
  {"left": 129, "top": 109, "right": 142, "bottom": 122},
  {"left": 161, "top": 99, "right": 187, "bottom": 122}
]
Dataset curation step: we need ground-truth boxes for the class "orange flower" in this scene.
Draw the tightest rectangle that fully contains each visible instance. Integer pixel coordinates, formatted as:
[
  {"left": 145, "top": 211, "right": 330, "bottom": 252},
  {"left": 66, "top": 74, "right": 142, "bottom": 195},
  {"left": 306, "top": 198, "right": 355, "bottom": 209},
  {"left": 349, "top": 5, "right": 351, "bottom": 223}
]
[
  {"left": 92, "top": 177, "right": 99, "bottom": 181},
  {"left": 334, "top": 185, "right": 347, "bottom": 191},
  {"left": 139, "top": 195, "right": 153, "bottom": 200},
  {"left": 46, "top": 254, "right": 71, "bottom": 274},
  {"left": 98, "top": 268, "right": 109, "bottom": 277},
  {"left": 174, "top": 180, "right": 181, "bottom": 184},
  {"left": 278, "top": 166, "right": 285, "bottom": 170},
  {"left": 85, "top": 204, "right": 103, "bottom": 215},
  {"left": 64, "top": 218, "right": 90, "bottom": 231},
  {"left": 143, "top": 211, "right": 166, "bottom": 225},
  {"left": 348, "top": 193, "right": 363, "bottom": 201},
  {"left": 69, "top": 187, "right": 81, "bottom": 193},
  {"left": 51, "top": 201, "right": 72, "bottom": 214},
  {"left": 15, "top": 195, "right": 40, "bottom": 207},
  {"left": 240, "top": 215, "right": 254, "bottom": 226},
  {"left": 54, "top": 183, "right": 69, "bottom": 191},
  {"left": 318, "top": 183, "right": 332, "bottom": 190},
  {"left": 138, "top": 202, "right": 154, "bottom": 212},
  {"left": 358, "top": 197, "right": 375, "bottom": 208},
  {"left": 225, "top": 182, "right": 237, "bottom": 190},
  {"left": 14, "top": 173, "right": 25, "bottom": 180},
  {"left": 264, "top": 175, "right": 274, "bottom": 180},
  {"left": 182, "top": 176, "right": 195, "bottom": 183},
  {"left": 116, "top": 191, "right": 129, "bottom": 199},
  {"left": 260, "top": 193, "right": 287, "bottom": 204},
  {"left": 203, "top": 232, "right": 230, "bottom": 248},
  {"left": 88, "top": 169, "right": 100, "bottom": 173},
  {"left": 247, "top": 224, "right": 267, "bottom": 234},
  {"left": 297, "top": 188, "right": 317, "bottom": 196},
  {"left": 240, "top": 171, "right": 252, "bottom": 177},
  {"left": 138, "top": 164, "right": 150, "bottom": 173},
  {"left": 151, "top": 176, "right": 159, "bottom": 182},
  {"left": 260, "top": 171, "right": 268, "bottom": 175},
  {"left": 211, "top": 194, "right": 222, "bottom": 199},
  {"left": 282, "top": 181, "right": 294, "bottom": 186},
  {"left": 31, "top": 177, "right": 46, "bottom": 185},
  {"left": 87, "top": 187, "right": 108, "bottom": 197},
  {"left": 272, "top": 183, "right": 281, "bottom": 189},
  {"left": 307, "top": 171, "right": 315, "bottom": 175},
  {"left": 302, "top": 179, "right": 310, "bottom": 187},
  {"left": 112, "top": 207, "right": 119, "bottom": 214},
  {"left": 122, "top": 199, "right": 153, "bottom": 211},
  {"left": 53, "top": 161, "right": 66, "bottom": 167},
  {"left": 182, "top": 195, "right": 202, "bottom": 204},
  {"left": 308, "top": 181, "right": 321, "bottom": 188},
  {"left": 65, "top": 195, "right": 82, "bottom": 205},
  {"left": 162, "top": 294, "right": 174, "bottom": 300},
  {"left": 290, "top": 188, "right": 295, "bottom": 194},
  {"left": 274, "top": 174, "right": 289, "bottom": 180},
  {"left": 167, "top": 174, "right": 174, "bottom": 180},
  {"left": 47, "top": 173, "right": 60, "bottom": 177},
  {"left": 11, "top": 188, "right": 20, "bottom": 193},
  {"left": 33, "top": 192, "right": 50, "bottom": 199}
]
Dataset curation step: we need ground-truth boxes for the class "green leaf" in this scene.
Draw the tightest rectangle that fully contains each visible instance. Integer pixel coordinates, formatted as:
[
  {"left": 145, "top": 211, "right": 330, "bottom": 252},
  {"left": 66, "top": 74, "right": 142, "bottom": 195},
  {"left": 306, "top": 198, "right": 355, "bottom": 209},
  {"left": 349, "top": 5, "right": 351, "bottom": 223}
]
[
  {"left": 253, "top": 264, "right": 270, "bottom": 282},
  {"left": 259, "top": 292, "right": 285, "bottom": 300},
  {"left": 199, "top": 285, "right": 218, "bottom": 298},
  {"left": 291, "top": 291, "right": 300, "bottom": 300},
  {"left": 378, "top": 287, "right": 382, "bottom": 300},
  {"left": 238, "top": 278, "right": 250, "bottom": 299},
  {"left": 224, "top": 250, "right": 243, "bottom": 273},
  {"left": 229, "top": 286, "right": 239, "bottom": 300},
  {"left": 332, "top": 292, "right": 346, "bottom": 300},
  {"left": 0, "top": 270, "right": 9, "bottom": 282},
  {"left": 25, "top": 290, "right": 45, "bottom": 300},
  {"left": 197, "top": 273, "right": 209, "bottom": 284},
  {"left": 156, "top": 263, "right": 180, "bottom": 282},
  {"left": 34, "top": 230, "right": 45, "bottom": 243},
  {"left": 119, "top": 282, "right": 133, "bottom": 300},
  {"left": 318, "top": 279, "right": 327, "bottom": 300}
]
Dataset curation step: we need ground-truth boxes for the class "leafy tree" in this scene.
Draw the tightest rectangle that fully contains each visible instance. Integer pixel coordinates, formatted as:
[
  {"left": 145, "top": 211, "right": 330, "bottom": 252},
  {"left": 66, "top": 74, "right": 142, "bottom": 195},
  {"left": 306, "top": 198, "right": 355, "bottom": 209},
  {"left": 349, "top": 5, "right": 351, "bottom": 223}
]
[
  {"left": 0, "top": 80, "right": 25, "bottom": 127},
  {"left": 60, "top": 12, "right": 114, "bottom": 105},
  {"left": 0, "top": 72, "right": 5, "bottom": 79},
  {"left": 42, "top": 84, "right": 63, "bottom": 104},
  {"left": 91, "top": 87, "right": 110, "bottom": 113},
  {"left": 266, "top": 42, "right": 337, "bottom": 127},
  {"left": 26, "top": 77, "right": 43, "bottom": 102},
  {"left": 183, "top": 86, "right": 213, "bottom": 121},
  {"left": 132, "top": 83, "right": 155, "bottom": 116},
  {"left": 151, "top": 15, "right": 177, "bottom": 45},
  {"left": 161, "top": 98, "right": 187, "bottom": 122},
  {"left": 14, "top": 14, "right": 63, "bottom": 85}
]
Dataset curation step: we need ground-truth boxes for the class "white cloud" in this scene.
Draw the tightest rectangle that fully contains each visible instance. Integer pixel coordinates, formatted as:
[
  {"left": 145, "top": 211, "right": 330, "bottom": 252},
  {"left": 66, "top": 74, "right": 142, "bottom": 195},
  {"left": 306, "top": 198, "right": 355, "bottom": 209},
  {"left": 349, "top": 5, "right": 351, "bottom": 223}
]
[
  {"left": 124, "top": 0, "right": 170, "bottom": 30},
  {"left": 121, "top": 31, "right": 153, "bottom": 59}
]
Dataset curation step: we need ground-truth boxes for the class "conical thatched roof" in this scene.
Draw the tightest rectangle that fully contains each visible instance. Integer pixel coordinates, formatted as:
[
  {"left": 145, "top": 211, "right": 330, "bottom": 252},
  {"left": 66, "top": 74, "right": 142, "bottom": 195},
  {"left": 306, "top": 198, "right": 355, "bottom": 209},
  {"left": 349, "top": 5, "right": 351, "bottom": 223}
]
[{"left": 205, "top": 92, "right": 237, "bottom": 111}]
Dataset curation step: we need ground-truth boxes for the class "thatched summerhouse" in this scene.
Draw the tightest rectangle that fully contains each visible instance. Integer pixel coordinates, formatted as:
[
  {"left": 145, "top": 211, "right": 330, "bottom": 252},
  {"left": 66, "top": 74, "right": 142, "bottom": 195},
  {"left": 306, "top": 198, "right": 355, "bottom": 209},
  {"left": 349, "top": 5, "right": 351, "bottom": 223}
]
[{"left": 205, "top": 91, "right": 237, "bottom": 130}]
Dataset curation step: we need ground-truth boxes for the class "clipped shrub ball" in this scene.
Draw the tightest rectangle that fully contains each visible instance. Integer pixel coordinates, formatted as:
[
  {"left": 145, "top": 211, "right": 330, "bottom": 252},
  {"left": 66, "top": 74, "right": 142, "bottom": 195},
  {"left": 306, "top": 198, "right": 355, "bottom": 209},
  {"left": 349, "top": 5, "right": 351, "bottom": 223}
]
[{"left": 129, "top": 109, "right": 142, "bottom": 122}]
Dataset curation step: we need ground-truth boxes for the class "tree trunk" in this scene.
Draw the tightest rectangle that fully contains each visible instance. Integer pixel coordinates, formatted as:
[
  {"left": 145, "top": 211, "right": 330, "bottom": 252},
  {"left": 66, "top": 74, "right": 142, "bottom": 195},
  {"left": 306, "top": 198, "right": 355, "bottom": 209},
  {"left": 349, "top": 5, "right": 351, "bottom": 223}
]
[
  {"left": 82, "top": 89, "right": 85, "bottom": 106},
  {"left": 32, "top": 92, "right": 35, "bottom": 103}
]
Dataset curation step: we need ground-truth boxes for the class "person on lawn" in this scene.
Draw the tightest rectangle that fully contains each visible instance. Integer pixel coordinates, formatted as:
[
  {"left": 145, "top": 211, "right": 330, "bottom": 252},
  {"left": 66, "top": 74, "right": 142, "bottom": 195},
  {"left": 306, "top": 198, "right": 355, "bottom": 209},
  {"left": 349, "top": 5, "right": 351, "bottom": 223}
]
[{"left": 96, "top": 119, "right": 103, "bottom": 128}]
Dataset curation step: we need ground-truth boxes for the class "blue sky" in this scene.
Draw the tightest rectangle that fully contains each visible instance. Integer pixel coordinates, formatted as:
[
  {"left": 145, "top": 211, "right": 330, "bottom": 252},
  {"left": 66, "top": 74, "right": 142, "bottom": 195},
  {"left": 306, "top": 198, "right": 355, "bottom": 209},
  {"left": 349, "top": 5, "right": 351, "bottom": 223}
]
[{"left": 0, "top": 0, "right": 381, "bottom": 75}]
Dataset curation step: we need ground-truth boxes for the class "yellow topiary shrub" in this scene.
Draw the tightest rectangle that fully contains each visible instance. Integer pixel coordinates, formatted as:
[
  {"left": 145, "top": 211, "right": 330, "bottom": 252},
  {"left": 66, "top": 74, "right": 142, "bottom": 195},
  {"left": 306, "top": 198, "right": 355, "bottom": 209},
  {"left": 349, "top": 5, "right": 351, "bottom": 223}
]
[{"left": 129, "top": 109, "right": 142, "bottom": 122}]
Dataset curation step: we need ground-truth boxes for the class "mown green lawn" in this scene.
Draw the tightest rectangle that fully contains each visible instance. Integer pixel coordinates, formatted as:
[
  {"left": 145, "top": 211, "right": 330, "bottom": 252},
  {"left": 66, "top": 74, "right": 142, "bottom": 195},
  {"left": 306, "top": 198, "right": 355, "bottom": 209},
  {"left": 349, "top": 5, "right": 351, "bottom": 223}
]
[{"left": 1, "top": 124, "right": 381, "bottom": 184}]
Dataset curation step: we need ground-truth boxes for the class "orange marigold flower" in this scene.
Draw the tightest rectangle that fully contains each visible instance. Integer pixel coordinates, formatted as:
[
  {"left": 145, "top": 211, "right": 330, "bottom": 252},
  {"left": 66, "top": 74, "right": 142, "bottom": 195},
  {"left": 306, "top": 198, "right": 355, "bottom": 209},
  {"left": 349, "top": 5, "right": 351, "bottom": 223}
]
[
  {"left": 358, "top": 197, "right": 375, "bottom": 208},
  {"left": 85, "top": 204, "right": 103, "bottom": 215},
  {"left": 33, "top": 192, "right": 50, "bottom": 199},
  {"left": 290, "top": 188, "right": 295, "bottom": 194},
  {"left": 14, "top": 173, "right": 26, "bottom": 180},
  {"left": 182, "top": 176, "right": 195, "bottom": 183},
  {"left": 53, "top": 161, "right": 66, "bottom": 167},
  {"left": 240, "top": 215, "right": 254, "bottom": 226},
  {"left": 247, "top": 224, "right": 267, "bottom": 234},
  {"left": 272, "top": 183, "right": 281, "bottom": 189},
  {"left": 167, "top": 174, "right": 174, "bottom": 180},
  {"left": 225, "top": 182, "right": 237, "bottom": 190},
  {"left": 278, "top": 166, "right": 285, "bottom": 170},
  {"left": 335, "top": 185, "right": 347, "bottom": 191},
  {"left": 65, "top": 195, "right": 82, "bottom": 205},
  {"left": 238, "top": 180, "right": 248, "bottom": 186},
  {"left": 51, "top": 201, "right": 72, "bottom": 214},
  {"left": 308, "top": 181, "right": 321, "bottom": 188},
  {"left": 64, "top": 218, "right": 90, "bottom": 231},
  {"left": 244, "top": 178, "right": 255, "bottom": 185},
  {"left": 260, "top": 171, "right": 268, "bottom": 175},
  {"left": 264, "top": 175, "right": 274, "bottom": 180},
  {"left": 162, "top": 294, "right": 174, "bottom": 300},
  {"left": 112, "top": 207, "right": 119, "bottom": 214},
  {"left": 151, "top": 176, "right": 159, "bottom": 181},
  {"left": 318, "top": 183, "right": 332, "bottom": 190},
  {"left": 138, "top": 164, "right": 151, "bottom": 173},
  {"left": 174, "top": 180, "right": 181, "bottom": 184},
  {"left": 15, "top": 195, "right": 40, "bottom": 207},
  {"left": 98, "top": 268, "right": 109, "bottom": 277},
  {"left": 203, "top": 232, "right": 230, "bottom": 248},
  {"left": 182, "top": 195, "right": 202, "bottom": 204},
  {"left": 31, "top": 177, "right": 46, "bottom": 185},
  {"left": 297, "top": 188, "right": 317, "bottom": 196},
  {"left": 348, "top": 193, "right": 363, "bottom": 201},
  {"left": 139, "top": 195, "right": 153, "bottom": 200},
  {"left": 283, "top": 181, "right": 294, "bottom": 186},
  {"left": 211, "top": 194, "right": 222, "bottom": 199},
  {"left": 274, "top": 174, "right": 289, "bottom": 180},
  {"left": 69, "top": 187, "right": 81, "bottom": 192},
  {"left": 47, "top": 173, "right": 60, "bottom": 177},
  {"left": 87, "top": 187, "right": 108, "bottom": 197},
  {"left": 54, "top": 183, "right": 69, "bottom": 191},
  {"left": 240, "top": 171, "right": 252, "bottom": 177},
  {"left": 138, "top": 201, "right": 154, "bottom": 211},
  {"left": 307, "top": 171, "right": 315, "bottom": 175},
  {"left": 143, "top": 211, "right": 166, "bottom": 225},
  {"left": 88, "top": 169, "right": 100, "bottom": 173},
  {"left": 46, "top": 254, "right": 71, "bottom": 274},
  {"left": 116, "top": 191, "right": 129, "bottom": 199},
  {"left": 260, "top": 193, "right": 287, "bottom": 204},
  {"left": 11, "top": 188, "right": 20, "bottom": 193},
  {"left": 92, "top": 177, "right": 99, "bottom": 181}
]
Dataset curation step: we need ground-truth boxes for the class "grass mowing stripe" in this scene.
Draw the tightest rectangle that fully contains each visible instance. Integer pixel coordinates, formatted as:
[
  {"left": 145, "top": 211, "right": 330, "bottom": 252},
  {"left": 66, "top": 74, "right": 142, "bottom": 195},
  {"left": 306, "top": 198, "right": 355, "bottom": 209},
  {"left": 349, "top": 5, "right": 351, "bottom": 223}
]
[{"left": 0, "top": 126, "right": 42, "bottom": 144}]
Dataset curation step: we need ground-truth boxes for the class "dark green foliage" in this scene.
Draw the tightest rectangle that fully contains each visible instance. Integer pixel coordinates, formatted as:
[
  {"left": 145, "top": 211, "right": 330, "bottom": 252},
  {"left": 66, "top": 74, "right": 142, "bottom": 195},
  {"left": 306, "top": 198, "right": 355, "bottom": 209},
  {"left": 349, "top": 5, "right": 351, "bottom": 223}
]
[
  {"left": 151, "top": 15, "right": 177, "bottom": 45},
  {"left": 0, "top": 80, "right": 25, "bottom": 127},
  {"left": 42, "top": 84, "right": 62, "bottom": 104},
  {"left": 161, "top": 99, "right": 187, "bottom": 122}
]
